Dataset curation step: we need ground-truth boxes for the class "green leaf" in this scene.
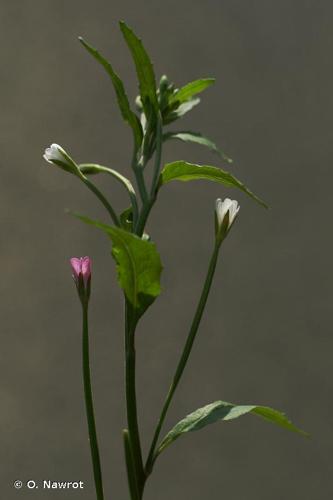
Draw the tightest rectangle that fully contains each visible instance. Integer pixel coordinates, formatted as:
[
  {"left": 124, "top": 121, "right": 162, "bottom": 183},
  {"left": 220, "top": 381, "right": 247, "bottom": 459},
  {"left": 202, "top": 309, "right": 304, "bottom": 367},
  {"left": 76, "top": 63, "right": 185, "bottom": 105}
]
[
  {"left": 159, "top": 161, "right": 268, "bottom": 208},
  {"left": 163, "top": 97, "right": 201, "bottom": 124},
  {"left": 119, "top": 21, "right": 158, "bottom": 115},
  {"left": 73, "top": 213, "right": 162, "bottom": 318},
  {"left": 157, "top": 400, "right": 308, "bottom": 456},
  {"left": 120, "top": 207, "right": 134, "bottom": 232},
  {"left": 163, "top": 131, "right": 233, "bottom": 163},
  {"left": 79, "top": 37, "right": 143, "bottom": 149},
  {"left": 162, "top": 79, "right": 214, "bottom": 123},
  {"left": 169, "top": 78, "right": 215, "bottom": 106}
]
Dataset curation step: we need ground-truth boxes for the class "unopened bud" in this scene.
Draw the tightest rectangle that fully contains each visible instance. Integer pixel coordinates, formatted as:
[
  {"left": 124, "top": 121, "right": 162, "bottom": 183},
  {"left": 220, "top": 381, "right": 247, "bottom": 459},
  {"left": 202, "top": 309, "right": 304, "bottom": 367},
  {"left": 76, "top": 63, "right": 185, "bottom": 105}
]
[
  {"left": 43, "top": 143, "right": 82, "bottom": 177},
  {"left": 135, "top": 95, "right": 143, "bottom": 112},
  {"left": 215, "top": 198, "right": 240, "bottom": 243},
  {"left": 70, "top": 256, "right": 92, "bottom": 304},
  {"left": 159, "top": 75, "right": 169, "bottom": 92}
]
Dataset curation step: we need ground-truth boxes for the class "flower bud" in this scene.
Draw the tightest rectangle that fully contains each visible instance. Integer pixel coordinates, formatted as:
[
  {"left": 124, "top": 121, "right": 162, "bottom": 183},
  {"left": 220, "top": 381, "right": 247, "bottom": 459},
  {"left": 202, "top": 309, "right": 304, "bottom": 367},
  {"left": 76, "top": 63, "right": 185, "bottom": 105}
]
[
  {"left": 70, "top": 256, "right": 92, "bottom": 304},
  {"left": 215, "top": 198, "right": 240, "bottom": 243},
  {"left": 43, "top": 143, "right": 81, "bottom": 177},
  {"left": 135, "top": 95, "right": 143, "bottom": 112},
  {"left": 159, "top": 75, "right": 169, "bottom": 92}
]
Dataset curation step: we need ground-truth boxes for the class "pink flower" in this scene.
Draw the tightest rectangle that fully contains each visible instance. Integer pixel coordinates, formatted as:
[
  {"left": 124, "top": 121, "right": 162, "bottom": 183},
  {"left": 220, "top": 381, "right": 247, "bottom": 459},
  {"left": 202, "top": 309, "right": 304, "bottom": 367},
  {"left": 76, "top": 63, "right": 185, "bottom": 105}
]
[{"left": 70, "top": 256, "right": 92, "bottom": 288}]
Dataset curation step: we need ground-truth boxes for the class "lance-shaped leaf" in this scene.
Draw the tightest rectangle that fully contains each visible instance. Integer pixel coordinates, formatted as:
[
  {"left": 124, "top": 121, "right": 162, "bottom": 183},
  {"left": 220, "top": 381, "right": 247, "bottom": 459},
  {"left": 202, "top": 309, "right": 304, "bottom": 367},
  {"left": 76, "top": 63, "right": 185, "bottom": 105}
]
[
  {"left": 79, "top": 37, "right": 143, "bottom": 149},
  {"left": 73, "top": 214, "right": 162, "bottom": 318},
  {"left": 163, "top": 131, "right": 233, "bottom": 163},
  {"left": 169, "top": 78, "right": 215, "bottom": 106},
  {"left": 157, "top": 400, "right": 308, "bottom": 457},
  {"left": 119, "top": 21, "right": 158, "bottom": 115},
  {"left": 159, "top": 161, "right": 268, "bottom": 208},
  {"left": 163, "top": 97, "right": 201, "bottom": 124}
]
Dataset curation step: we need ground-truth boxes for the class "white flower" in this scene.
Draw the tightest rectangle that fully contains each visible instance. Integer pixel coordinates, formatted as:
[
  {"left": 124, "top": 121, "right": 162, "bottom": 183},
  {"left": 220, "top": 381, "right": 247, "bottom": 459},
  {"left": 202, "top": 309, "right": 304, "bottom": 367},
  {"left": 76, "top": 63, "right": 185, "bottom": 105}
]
[
  {"left": 215, "top": 198, "right": 240, "bottom": 230},
  {"left": 43, "top": 143, "right": 80, "bottom": 177},
  {"left": 43, "top": 143, "right": 66, "bottom": 164}
]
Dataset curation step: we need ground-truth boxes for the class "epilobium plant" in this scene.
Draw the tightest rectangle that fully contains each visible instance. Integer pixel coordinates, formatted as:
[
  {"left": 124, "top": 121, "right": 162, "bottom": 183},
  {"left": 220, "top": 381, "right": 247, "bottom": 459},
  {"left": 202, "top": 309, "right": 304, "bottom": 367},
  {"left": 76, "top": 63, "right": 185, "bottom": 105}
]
[{"left": 44, "top": 22, "right": 307, "bottom": 500}]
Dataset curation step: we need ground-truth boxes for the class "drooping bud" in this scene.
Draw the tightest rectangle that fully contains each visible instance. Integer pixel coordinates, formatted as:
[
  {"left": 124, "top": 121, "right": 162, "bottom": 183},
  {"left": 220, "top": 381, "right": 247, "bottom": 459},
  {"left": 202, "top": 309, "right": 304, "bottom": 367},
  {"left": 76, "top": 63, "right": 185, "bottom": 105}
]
[
  {"left": 70, "top": 256, "right": 92, "bottom": 304},
  {"left": 43, "top": 143, "right": 82, "bottom": 177},
  {"left": 215, "top": 198, "right": 240, "bottom": 243}
]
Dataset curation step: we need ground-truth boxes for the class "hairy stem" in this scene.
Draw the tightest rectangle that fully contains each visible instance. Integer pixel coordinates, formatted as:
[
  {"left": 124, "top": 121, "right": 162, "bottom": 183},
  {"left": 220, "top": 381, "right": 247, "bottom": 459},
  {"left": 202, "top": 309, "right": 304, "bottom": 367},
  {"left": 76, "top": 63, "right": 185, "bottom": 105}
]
[{"left": 82, "top": 305, "right": 104, "bottom": 500}]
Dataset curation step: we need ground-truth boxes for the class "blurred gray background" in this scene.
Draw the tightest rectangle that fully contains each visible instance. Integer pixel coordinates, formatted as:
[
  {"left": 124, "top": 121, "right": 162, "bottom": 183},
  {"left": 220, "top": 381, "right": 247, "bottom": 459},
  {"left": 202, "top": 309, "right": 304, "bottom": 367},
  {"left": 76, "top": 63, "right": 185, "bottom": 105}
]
[{"left": 1, "top": 0, "right": 332, "bottom": 498}]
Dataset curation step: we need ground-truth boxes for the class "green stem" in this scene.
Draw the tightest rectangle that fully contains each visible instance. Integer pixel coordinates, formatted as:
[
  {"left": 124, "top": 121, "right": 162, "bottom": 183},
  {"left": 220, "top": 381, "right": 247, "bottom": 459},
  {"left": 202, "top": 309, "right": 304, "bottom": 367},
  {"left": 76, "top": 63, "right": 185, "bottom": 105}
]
[
  {"left": 79, "top": 164, "right": 139, "bottom": 227},
  {"left": 133, "top": 117, "right": 162, "bottom": 237},
  {"left": 125, "top": 298, "right": 145, "bottom": 497},
  {"left": 150, "top": 115, "right": 163, "bottom": 197},
  {"left": 82, "top": 305, "right": 104, "bottom": 500},
  {"left": 134, "top": 197, "right": 155, "bottom": 237},
  {"left": 145, "top": 241, "right": 221, "bottom": 474},
  {"left": 123, "top": 429, "right": 140, "bottom": 500},
  {"left": 82, "top": 177, "right": 120, "bottom": 227},
  {"left": 134, "top": 164, "right": 149, "bottom": 206},
  {"left": 132, "top": 145, "right": 149, "bottom": 207}
]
